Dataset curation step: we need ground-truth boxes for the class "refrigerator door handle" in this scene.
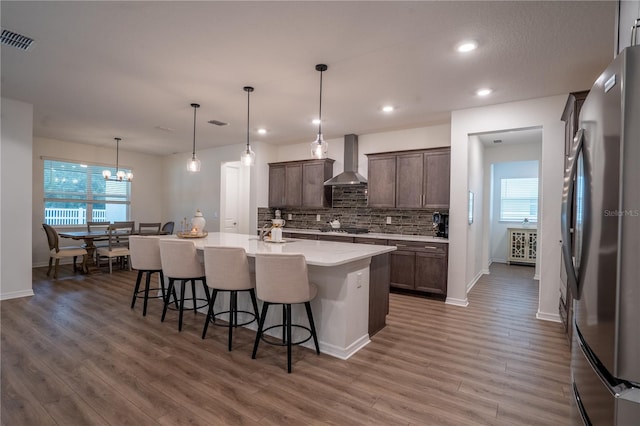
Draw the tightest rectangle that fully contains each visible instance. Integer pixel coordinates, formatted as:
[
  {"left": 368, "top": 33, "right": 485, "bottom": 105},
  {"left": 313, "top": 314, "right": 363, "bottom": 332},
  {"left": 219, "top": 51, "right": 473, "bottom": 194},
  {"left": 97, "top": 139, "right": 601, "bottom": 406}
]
[{"left": 562, "top": 128, "right": 583, "bottom": 298}]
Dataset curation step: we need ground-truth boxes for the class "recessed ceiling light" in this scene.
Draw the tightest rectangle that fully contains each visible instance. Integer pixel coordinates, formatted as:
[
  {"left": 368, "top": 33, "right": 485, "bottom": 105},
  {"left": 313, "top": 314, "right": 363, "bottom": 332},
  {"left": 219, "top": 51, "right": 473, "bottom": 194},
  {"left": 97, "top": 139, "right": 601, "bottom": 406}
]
[
  {"left": 312, "top": 118, "right": 321, "bottom": 125},
  {"left": 257, "top": 128, "right": 267, "bottom": 135},
  {"left": 457, "top": 40, "right": 478, "bottom": 53},
  {"left": 382, "top": 105, "right": 394, "bottom": 113},
  {"left": 476, "top": 88, "right": 492, "bottom": 97}
]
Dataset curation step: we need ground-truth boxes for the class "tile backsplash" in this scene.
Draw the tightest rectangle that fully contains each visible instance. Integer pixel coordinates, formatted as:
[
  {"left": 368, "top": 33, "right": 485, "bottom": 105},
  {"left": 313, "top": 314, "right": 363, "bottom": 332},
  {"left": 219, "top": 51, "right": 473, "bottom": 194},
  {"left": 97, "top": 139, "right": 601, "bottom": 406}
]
[{"left": 258, "top": 184, "right": 448, "bottom": 237}]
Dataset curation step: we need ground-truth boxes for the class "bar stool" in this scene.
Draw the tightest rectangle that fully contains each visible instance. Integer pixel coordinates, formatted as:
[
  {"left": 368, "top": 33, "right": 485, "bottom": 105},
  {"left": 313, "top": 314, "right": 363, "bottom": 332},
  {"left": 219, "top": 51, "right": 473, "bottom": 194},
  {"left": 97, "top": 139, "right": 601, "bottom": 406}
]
[
  {"left": 129, "top": 236, "right": 177, "bottom": 316},
  {"left": 252, "top": 253, "right": 320, "bottom": 373},
  {"left": 202, "top": 246, "right": 260, "bottom": 351},
  {"left": 159, "top": 239, "right": 211, "bottom": 331}
]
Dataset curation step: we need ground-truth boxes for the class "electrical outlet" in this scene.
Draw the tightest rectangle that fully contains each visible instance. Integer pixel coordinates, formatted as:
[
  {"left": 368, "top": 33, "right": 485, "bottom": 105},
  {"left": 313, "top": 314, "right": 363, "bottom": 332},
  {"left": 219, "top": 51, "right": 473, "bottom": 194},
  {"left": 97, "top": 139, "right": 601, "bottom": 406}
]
[
  {"left": 316, "top": 214, "right": 321, "bottom": 221},
  {"left": 288, "top": 214, "right": 292, "bottom": 220},
  {"left": 386, "top": 216, "right": 392, "bottom": 224}
]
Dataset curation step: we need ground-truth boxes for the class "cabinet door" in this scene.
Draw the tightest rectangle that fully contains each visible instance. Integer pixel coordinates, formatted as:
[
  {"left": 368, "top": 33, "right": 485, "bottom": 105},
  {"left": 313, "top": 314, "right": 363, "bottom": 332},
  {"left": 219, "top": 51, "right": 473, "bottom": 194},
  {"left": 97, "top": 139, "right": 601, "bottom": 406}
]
[
  {"left": 268, "top": 165, "right": 286, "bottom": 207},
  {"left": 390, "top": 250, "right": 415, "bottom": 290},
  {"left": 424, "top": 150, "right": 450, "bottom": 208},
  {"left": 368, "top": 155, "right": 396, "bottom": 207},
  {"left": 284, "top": 164, "right": 302, "bottom": 207},
  {"left": 396, "top": 152, "right": 424, "bottom": 208},
  {"left": 415, "top": 252, "right": 447, "bottom": 296},
  {"left": 317, "top": 235, "right": 354, "bottom": 243},
  {"left": 302, "top": 162, "right": 330, "bottom": 208}
]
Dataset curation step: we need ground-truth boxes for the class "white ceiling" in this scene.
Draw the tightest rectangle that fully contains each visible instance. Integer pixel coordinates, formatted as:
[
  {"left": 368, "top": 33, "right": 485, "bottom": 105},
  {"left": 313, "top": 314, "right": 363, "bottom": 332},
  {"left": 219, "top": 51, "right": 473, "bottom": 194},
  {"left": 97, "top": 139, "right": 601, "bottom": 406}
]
[{"left": 1, "top": 1, "right": 614, "bottom": 156}]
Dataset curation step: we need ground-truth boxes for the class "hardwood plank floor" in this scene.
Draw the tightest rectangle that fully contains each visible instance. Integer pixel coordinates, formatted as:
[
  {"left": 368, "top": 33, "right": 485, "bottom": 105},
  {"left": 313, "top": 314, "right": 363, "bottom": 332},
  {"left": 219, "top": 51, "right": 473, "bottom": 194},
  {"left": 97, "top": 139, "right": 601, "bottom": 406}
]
[{"left": 1, "top": 263, "right": 571, "bottom": 425}]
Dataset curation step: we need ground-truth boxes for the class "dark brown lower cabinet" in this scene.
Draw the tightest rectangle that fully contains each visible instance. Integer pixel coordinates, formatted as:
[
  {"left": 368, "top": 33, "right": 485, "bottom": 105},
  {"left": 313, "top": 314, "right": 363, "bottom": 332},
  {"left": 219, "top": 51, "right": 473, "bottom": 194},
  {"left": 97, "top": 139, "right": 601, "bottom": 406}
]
[{"left": 389, "top": 240, "right": 448, "bottom": 297}]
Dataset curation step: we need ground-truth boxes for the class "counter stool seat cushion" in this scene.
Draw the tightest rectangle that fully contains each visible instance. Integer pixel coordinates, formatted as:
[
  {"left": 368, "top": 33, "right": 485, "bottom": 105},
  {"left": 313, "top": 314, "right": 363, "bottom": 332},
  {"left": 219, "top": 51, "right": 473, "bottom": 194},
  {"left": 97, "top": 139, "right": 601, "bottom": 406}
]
[{"left": 129, "top": 236, "right": 175, "bottom": 317}]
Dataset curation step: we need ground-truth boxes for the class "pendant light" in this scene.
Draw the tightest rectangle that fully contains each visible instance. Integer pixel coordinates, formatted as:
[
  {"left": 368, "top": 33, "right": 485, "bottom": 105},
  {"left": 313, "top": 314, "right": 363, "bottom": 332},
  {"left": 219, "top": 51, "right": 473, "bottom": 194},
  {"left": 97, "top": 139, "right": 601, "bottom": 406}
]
[
  {"left": 187, "top": 103, "right": 201, "bottom": 172},
  {"left": 310, "top": 63, "right": 329, "bottom": 159},
  {"left": 240, "top": 86, "right": 256, "bottom": 166},
  {"left": 102, "top": 137, "right": 133, "bottom": 181}
]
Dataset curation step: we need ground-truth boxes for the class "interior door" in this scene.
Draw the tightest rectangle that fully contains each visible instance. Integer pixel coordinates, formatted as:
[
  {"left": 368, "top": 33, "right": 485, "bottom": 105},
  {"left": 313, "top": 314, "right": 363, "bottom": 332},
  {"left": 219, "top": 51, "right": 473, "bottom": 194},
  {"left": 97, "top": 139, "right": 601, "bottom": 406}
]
[{"left": 222, "top": 163, "right": 239, "bottom": 233}]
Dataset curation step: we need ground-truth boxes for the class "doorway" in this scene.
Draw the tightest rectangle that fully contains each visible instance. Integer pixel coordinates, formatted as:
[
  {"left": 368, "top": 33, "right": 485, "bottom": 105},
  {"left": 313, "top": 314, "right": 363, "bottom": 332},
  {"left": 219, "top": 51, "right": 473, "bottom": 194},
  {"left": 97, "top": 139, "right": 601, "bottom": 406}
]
[{"left": 220, "top": 161, "right": 250, "bottom": 234}]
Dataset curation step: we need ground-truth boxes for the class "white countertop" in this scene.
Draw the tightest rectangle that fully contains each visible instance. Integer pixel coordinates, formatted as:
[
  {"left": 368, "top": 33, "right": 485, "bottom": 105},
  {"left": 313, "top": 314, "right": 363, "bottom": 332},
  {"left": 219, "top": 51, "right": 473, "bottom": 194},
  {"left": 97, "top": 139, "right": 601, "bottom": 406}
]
[
  {"left": 279, "top": 228, "right": 449, "bottom": 244},
  {"left": 178, "top": 232, "right": 396, "bottom": 267}
]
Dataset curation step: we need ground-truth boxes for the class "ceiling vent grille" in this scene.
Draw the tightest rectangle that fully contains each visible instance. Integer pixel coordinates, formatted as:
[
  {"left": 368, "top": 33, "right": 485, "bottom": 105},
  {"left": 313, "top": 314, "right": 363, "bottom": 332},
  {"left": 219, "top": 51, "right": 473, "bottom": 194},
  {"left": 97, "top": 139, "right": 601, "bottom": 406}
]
[
  {"left": 208, "top": 120, "right": 229, "bottom": 126},
  {"left": 1, "top": 28, "right": 34, "bottom": 50}
]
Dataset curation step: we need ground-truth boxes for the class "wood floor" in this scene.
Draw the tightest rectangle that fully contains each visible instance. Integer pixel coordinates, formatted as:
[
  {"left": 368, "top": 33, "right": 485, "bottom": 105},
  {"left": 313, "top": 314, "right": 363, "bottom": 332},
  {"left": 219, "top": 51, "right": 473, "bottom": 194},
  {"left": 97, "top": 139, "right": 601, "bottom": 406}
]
[{"left": 1, "top": 263, "right": 571, "bottom": 425}]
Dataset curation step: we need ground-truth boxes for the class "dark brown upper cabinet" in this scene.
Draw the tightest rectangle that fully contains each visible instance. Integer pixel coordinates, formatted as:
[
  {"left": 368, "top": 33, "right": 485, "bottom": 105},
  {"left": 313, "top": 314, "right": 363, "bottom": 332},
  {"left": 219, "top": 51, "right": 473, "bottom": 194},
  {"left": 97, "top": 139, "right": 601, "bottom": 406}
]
[
  {"left": 268, "top": 159, "right": 334, "bottom": 208},
  {"left": 367, "top": 148, "right": 450, "bottom": 209}
]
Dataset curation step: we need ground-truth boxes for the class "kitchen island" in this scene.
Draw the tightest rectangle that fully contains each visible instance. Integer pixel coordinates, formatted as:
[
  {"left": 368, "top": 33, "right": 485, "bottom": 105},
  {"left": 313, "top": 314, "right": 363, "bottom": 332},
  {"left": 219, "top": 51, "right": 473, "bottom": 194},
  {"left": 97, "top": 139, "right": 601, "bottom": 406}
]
[{"left": 186, "top": 232, "right": 396, "bottom": 359}]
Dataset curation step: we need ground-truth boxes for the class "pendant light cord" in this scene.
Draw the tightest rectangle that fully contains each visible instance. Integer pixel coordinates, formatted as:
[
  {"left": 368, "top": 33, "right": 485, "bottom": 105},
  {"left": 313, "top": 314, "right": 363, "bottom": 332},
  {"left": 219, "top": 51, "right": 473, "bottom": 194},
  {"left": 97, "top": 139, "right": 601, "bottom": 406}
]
[
  {"left": 191, "top": 105, "right": 198, "bottom": 158},
  {"left": 115, "top": 137, "right": 120, "bottom": 173},
  {"left": 318, "top": 68, "right": 323, "bottom": 136},
  {"left": 246, "top": 88, "right": 251, "bottom": 150}
]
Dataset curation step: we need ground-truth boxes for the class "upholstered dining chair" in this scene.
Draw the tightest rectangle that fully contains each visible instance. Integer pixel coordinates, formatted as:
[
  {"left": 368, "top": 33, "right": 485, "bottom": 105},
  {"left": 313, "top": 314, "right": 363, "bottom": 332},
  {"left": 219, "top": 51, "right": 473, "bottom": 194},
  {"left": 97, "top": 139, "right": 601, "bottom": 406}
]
[
  {"left": 161, "top": 221, "right": 175, "bottom": 235},
  {"left": 138, "top": 222, "right": 162, "bottom": 235},
  {"left": 202, "top": 246, "right": 260, "bottom": 351},
  {"left": 159, "top": 239, "right": 211, "bottom": 332},
  {"left": 42, "top": 223, "right": 88, "bottom": 279},
  {"left": 252, "top": 253, "right": 320, "bottom": 373},
  {"left": 96, "top": 222, "right": 134, "bottom": 273},
  {"left": 129, "top": 235, "right": 177, "bottom": 316}
]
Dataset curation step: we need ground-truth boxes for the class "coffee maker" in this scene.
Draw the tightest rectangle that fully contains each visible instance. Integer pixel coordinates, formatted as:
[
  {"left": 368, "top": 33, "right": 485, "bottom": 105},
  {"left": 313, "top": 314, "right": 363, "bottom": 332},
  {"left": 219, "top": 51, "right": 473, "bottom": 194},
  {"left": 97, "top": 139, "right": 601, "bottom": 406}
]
[{"left": 432, "top": 211, "right": 449, "bottom": 238}]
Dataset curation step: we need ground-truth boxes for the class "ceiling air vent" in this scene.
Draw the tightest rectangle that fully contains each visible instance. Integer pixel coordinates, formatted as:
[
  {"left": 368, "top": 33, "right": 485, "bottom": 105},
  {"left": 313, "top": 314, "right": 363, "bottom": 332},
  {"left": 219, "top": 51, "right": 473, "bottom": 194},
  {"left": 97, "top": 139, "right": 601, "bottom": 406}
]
[
  {"left": 1, "top": 28, "right": 34, "bottom": 51},
  {"left": 208, "top": 120, "right": 229, "bottom": 126}
]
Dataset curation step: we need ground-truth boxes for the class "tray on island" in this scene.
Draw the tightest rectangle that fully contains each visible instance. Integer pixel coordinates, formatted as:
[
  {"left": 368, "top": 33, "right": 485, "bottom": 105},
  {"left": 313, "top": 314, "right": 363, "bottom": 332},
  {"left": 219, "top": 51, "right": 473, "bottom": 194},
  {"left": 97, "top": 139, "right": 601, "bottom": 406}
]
[{"left": 176, "top": 231, "right": 208, "bottom": 239}]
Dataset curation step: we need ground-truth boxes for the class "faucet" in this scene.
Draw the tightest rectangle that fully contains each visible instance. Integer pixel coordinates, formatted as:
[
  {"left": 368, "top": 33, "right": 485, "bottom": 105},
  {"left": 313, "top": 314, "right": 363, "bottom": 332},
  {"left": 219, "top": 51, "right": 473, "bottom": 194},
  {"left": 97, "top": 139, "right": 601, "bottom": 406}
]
[{"left": 259, "top": 223, "right": 273, "bottom": 241}]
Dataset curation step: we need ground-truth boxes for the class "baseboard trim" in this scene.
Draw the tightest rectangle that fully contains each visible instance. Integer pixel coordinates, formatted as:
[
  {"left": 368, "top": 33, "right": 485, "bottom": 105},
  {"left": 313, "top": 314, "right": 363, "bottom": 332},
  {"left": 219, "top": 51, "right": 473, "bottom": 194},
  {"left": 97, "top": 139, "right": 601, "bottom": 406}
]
[
  {"left": 1, "top": 289, "right": 35, "bottom": 300},
  {"left": 445, "top": 297, "right": 469, "bottom": 307},
  {"left": 536, "top": 311, "right": 561, "bottom": 323},
  {"left": 466, "top": 270, "right": 484, "bottom": 293}
]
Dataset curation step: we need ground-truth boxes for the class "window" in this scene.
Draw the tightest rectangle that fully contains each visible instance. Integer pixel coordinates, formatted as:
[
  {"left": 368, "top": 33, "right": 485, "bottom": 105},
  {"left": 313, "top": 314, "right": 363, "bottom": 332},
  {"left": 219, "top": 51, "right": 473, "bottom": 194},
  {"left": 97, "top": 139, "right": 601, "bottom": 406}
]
[
  {"left": 43, "top": 159, "right": 131, "bottom": 225},
  {"left": 500, "top": 177, "right": 538, "bottom": 222}
]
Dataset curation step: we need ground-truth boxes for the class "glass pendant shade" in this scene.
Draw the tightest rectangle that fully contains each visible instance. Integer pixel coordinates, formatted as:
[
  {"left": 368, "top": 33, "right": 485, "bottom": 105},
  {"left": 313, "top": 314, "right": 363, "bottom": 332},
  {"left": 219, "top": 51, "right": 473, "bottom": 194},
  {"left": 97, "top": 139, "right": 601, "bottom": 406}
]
[
  {"left": 187, "top": 103, "right": 201, "bottom": 173},
  {"left": 126, "top": 171, "right": 133, "bottom": 181},
  {"left": 102, "top": 169, "right": 111, "bottom": 179},
  {"left": 310, "top": 134, "right": 328, "bottom": 159},
  {"left": 187, "top": 155, "right": 201, "bottom": 172},
  {"left": 240, "top": 146, "right": 255, "bottom": 166},
  {"left": 116, "top": 170, "right": 126, "bottom": 181}
]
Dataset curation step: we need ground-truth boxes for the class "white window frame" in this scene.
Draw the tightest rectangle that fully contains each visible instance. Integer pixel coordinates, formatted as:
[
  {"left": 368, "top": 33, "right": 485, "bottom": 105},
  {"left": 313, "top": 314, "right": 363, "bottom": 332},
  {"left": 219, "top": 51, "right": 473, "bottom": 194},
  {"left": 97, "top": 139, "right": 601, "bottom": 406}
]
[
  {"left": 499, "top": 177, "right": 538, "bottom": 223},
  {"left": 43, "top": 157, "right": 131, "bottom": 226}
]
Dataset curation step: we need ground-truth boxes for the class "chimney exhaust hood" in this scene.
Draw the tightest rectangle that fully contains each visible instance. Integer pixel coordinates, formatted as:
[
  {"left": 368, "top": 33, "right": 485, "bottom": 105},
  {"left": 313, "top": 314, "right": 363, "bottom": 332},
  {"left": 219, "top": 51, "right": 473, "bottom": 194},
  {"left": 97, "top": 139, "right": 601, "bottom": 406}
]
[{"left": 324, "top": 134, "right": 367, "bottom": 186}]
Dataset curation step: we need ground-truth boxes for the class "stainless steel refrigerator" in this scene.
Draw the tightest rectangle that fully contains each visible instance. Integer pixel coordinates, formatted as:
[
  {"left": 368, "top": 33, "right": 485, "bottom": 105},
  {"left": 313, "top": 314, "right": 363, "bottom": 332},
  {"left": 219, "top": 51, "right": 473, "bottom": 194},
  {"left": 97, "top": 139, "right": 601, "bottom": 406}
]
[{"left": 562, "top": 44, "right": 640, "bottom": 425}]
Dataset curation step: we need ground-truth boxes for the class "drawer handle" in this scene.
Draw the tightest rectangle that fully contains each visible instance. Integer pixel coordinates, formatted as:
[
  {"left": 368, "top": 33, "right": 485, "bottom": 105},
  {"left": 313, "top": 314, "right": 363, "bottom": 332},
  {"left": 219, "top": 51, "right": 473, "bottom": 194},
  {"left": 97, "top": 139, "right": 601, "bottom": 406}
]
[
  {"left": 424, "top": 246, "right": 438, "bottom": 250},
  {"left": 395, "top": 243, "right": 407, "bottom": 247}
]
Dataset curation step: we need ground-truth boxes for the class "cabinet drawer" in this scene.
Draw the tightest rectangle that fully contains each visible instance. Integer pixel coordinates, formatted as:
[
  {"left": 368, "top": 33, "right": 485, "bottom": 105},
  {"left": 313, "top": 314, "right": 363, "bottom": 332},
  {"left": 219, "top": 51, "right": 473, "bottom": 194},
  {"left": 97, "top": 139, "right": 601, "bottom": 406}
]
[
  {"left": 388, "top": 240, "right": 447, "bottom": 255},
  {"left": 317, "top": 235, "right": 354, "bottom": 243},
  {"left": 283, "top": 232, "right": 317, "bottom": 240},
  {"left": 354, "top": 237, "right": 388, "bottom": 245}
]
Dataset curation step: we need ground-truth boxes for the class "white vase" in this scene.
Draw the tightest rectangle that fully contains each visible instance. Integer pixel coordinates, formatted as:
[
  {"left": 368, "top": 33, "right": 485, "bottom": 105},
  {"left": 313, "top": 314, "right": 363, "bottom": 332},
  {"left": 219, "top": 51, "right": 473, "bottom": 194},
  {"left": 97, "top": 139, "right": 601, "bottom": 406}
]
[{"left": 191, "top": 209, "right": 206, "bottom": 233}]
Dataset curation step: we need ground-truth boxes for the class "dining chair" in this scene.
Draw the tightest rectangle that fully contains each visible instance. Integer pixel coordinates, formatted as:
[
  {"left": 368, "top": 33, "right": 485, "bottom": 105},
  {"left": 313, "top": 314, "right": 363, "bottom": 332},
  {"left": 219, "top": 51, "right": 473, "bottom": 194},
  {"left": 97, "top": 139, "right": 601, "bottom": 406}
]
[
  {"left": 252, "top": 253, "right": 320, "bottom": 373},
  {"left": 87, "top": 220, "right": 110, "bottom": 262},
  {"left": 138, "top": 222, "right": 162, "bottom": 235},
  {"left": 202, "top": 246, "right": 260, "bottom": 351},
  {"left": 159, "top": 239, "right": 211, "bottom": 332},
  {"left": 42, "top": 223, "right": 88, "bottom": 279},
  {"left": 161, "top": 221, "right": 175, "bottom": 235},
  {"left": 96, "top": 222, "right": 134, "bottom": 273}
]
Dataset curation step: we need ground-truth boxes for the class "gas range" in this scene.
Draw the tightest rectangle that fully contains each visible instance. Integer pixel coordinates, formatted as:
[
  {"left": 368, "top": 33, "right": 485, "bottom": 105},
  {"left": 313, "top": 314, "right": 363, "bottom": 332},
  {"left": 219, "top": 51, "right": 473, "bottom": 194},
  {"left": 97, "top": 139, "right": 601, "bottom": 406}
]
[{"left": 318, "top": 226, "right": 369, "bottom": 234}]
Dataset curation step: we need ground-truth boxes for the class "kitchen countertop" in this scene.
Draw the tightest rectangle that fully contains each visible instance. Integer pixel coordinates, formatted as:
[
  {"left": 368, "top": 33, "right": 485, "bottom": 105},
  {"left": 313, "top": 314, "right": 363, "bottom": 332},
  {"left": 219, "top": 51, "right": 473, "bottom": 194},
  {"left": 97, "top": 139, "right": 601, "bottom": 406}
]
[
  {"left": 278, "top": 228, "right": 450, "bottom": 244},
  {"left": 181, "top": 232, "right": 396, "bottom": 267}
]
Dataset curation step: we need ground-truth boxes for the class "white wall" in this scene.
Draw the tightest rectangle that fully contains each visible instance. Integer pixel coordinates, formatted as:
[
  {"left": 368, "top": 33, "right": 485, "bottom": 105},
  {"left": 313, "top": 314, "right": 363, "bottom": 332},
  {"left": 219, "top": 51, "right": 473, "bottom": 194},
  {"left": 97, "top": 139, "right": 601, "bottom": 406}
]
[
  {"left": 450, "top": 95, "right": 566, "bottom": 322},
  {"left": 32, "top": 137, "right": 165, "bottom": 267},
  {"left": 466, "top": 135, "right": 484, "bottom": 291},
  {"left": 164, "top": 141, "right": 277, "bottom": 234},
  {"left": 1, "top": 97, "right": 34, "bottom": 300}
]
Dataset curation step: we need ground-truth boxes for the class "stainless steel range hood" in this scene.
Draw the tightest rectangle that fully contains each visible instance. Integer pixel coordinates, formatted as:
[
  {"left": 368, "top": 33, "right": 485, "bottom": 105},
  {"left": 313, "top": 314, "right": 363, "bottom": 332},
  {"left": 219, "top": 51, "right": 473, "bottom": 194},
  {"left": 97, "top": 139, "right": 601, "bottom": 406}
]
[{"left": 324, "top": 134, "right": 367, "bottom": 186}]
